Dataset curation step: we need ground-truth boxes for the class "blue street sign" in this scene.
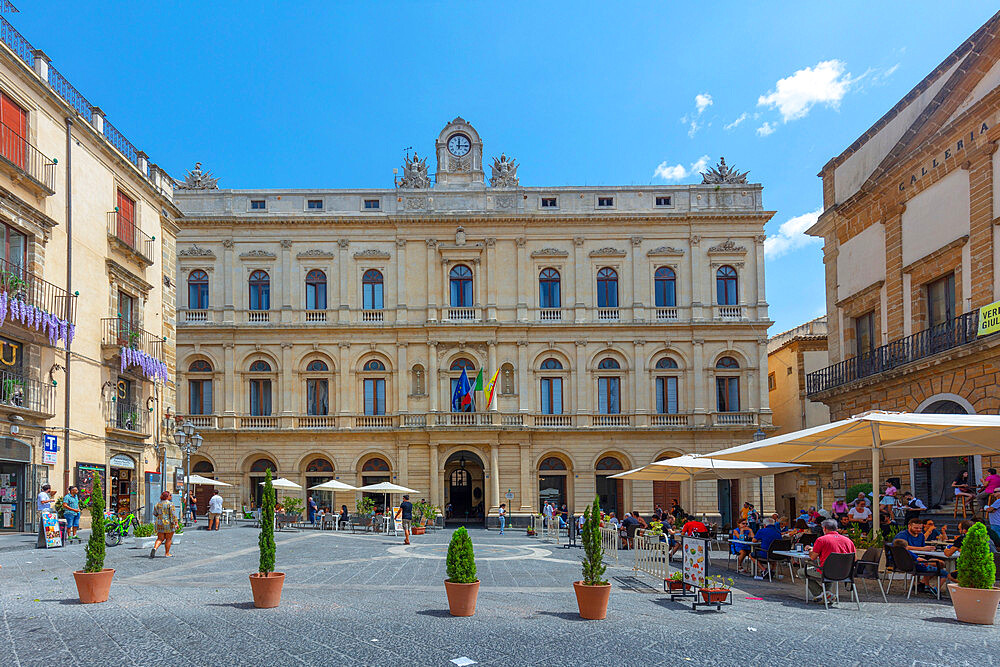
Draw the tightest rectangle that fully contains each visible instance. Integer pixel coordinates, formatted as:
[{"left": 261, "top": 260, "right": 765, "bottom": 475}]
[{"left": 43, "top": 434, "right": 57, "bottom": 452}]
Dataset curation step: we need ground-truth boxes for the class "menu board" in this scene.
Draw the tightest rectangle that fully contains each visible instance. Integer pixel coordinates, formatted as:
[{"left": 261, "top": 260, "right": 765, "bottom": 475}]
[
  {"left": 682, "top": 536, "right": 707, "bottom": 589},
  {"left": 75, "top": 463, "right": 107, "bottom": 504},
  {"left": 41, "top": 511, "right": 61, "bottom": 548},
  {"left": 392, "top": 506, "right": 403, "bottom": 533}
]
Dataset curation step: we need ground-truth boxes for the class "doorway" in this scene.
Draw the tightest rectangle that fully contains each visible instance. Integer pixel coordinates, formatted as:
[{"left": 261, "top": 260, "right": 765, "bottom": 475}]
[
  {"left": 248, "top": 458, "right": 276, "bottom": 509},
  {"left": 444, "top": 450, "right": 485, "bottom": 523},
  {"left": 0, "top": 459, "right": 24, "bottom": 532},
  {"left": 108, "top": 453, "right": 136, "bottom": 516}
]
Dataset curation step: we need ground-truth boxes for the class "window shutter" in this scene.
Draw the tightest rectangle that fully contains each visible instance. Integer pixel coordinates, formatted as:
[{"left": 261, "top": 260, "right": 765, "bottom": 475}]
[
  {"left": 598, "top": 378, "right": 608, "bottom": 414},
  {"left": 552, "top": 378, "right": 562, "bottom": 415},
  {"left": 364, "top": 380, "right": 374, "bottom": 415}
]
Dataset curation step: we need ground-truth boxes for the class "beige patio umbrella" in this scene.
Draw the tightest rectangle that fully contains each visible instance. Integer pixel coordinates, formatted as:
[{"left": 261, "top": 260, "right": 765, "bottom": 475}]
[
  {"left": 705, "top": 411, "right": 1000, "bottom": 502},
  {"left": 307, "top": 479, "right": 358, "bottom": 492},
  {"left": 185, "top": 474, "right": 232, "bottom": 487},
  {"left": 261, "top": 477, "right": 302, "bottom": 491},
  {"left": 356, "top": 482, "right": 421, "bottom": 515}
]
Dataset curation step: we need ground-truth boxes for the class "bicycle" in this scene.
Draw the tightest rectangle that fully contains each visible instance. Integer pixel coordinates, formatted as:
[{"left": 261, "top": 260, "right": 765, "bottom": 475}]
[{"left": 104, "top": 510, "right": 141, "bottom": 547}]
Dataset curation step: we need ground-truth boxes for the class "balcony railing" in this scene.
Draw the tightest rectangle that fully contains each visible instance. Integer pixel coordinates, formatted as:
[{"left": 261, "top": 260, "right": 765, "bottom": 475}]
[
  {"left": 361, "top": 310, "right": 383, "bottom": 323},
  {"left": 539, "top": 308, "right": 563, "bottom": 322},
  {"left": 716, "top": 305, "right": 743, "bottom": 319},
  {"left": 0, "top": 369, "right": 56, "bottom": 416},
  {"left": 0, "top": 123, "right": 56, "bottom": 194},
  {"left": 597, "top": 308, "right": 620, "bottom": 321},
  {"left": 247, "top": 310, "right": 270, "bottom": 323},
  {"left": 807, "top": 310, "right": 986, "bottom": 396},
  {"left": 713, "top": 411, "right": 758, "bottom": 426},
  {"left": 305, "top": 310, "right": 327, "bottom": 322},
  {"left": 656, "top": 307, "right": 678, "bottom": 321},
  {"left": 106, "top": 400, "right": 149, "bottom": 435},
  {"left": 239, "top": 416, "right": 278, "bottom": 429},
  {"left": 101, "top": 317, "right": 164, "bottom": 361},
  {"left": 107, "top": 211, "right": 155, "bottom": 265},
  {"left": 445, "top": 308, "right": 478, "bottom": 322},
  {"left": 651, "top": 413, "right": 691, "bottom": 427},
  {"left": 0, "top": 256, "right": 77, "bottom": 324},
  {"left": 184, "top": 310, "right": 208, "bottom": 323}
]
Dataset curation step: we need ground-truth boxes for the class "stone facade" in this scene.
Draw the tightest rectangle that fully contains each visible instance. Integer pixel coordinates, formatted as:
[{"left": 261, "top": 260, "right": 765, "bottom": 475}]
[
  {"left": 807, "top": 15, "right": 1000, "bottom": 505},
  {"left": 174, "top": 119, "right": 775, "bottom": 522},
  {"left": 0, "top": 22, "right": 179, "bottom": 531}
]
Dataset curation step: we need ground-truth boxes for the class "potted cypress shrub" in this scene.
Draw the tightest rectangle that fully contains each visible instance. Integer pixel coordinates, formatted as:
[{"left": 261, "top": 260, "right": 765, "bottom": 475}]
[
  {"left": 948, "top": 522, "right": 1000, "bottom": 624},
  {"left": 73, "top": 476, "right": 114, "bottom": 603},
  {"left": 574, "top": 495, "right": 611, "bottom": 619},
  {"left": 444, "top": 526, "right": 479, "bottom": 616},
  {"left": 249, "top": 469, "right": 285, "bottom": 608}
]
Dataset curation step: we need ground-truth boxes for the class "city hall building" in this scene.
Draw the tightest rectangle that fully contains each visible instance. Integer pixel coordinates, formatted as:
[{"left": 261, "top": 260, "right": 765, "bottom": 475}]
[
  {"left": 174, "top": 118, "right": 775, "bottom": 523},
  {"left": 807, "top": 14, "right": 1000, "bottom": 508}
]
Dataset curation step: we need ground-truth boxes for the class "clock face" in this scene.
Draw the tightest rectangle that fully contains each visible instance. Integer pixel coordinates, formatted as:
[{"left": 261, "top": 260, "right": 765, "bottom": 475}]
[{"left": 448, "top": 134, "right": 471, "bottom": 157}]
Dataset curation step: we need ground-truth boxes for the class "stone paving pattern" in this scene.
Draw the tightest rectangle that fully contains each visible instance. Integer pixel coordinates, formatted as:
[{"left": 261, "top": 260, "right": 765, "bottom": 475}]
[{"left": 0, "top": 524, "right": 996, "bottom": 666}]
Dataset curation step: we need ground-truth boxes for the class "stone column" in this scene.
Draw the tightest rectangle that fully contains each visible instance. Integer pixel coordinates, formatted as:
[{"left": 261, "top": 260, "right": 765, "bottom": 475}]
[
  {"left": 428, "top": 342, "right": 439, "bottom": 412},
  {"left": 633, "top": 339, "right": 647, "bottom": 415},
  {"left": 754, "top": 235, "right": 767, "bottom": 320},
  {"left": 490, "top": 444, "right": 500, "bottom": 514},
  {"left": 517, "top": 340, "right": 529, "bottom": 412},
  {"left": 223, "top": 343, "right": 235, "bottom": 414},
  {"left": 692, "top": 340, "right": 706, "bottom": 425},
  {"left": 519, "top": 443, "right": 533, "bottom": 512},
  {"left": 630, "top": 236, "right": 643, "bottom": 321},
  {"left": 396, "top": 343, "right": 408, "bottom": 414},
  {"left": 756, "top": 337, "right": 770, "bottom": 424},
  {"left": 485, "top": 238, "right": 497, "bottom": 321},
  {"left": 516, "top": 237, "right": 528, "bottom": 321},
  {"left": 429, "top": 444, "right": 440, "bottom": 508},
  {"left": 575, "top": 340, "right": 587, "bottom": 415},
  {"left": 398, "top": 444, "right": 409, "bottom": 487},
  {"left": 338, "top": 239, "right": 350, "bottom": 324},
  {"left": 690, "top": 236, "right": 703, "bottom": 319},
  {"left": 223, "top": 240, "right": 235, "bottom": 324},
  {"left": 425, "top": 240, "right": 438, "bottom": 322},
  {"left": 395, "top": 239, "right": 407, "bottom": 324},
  {"left": 280, "top": 342, "right": 293, "bottom": 414},
  {"left": 280, "top": 239, "right": 292, "bottom": 323},
  {"left": 338, "top": 343, "right": 351, "bottom": 416},
  {"left": 574, "top": 236, "right": 586, "bottom": 322}
]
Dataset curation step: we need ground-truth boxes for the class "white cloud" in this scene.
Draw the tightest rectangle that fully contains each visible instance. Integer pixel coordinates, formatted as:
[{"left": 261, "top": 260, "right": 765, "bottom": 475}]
[
  {"left": 687, "top": 120, "right": 702, "bottom": 138},
  {"left": 757, "top": 60, "right": 854, "bottom": 122},
  {"left": 695, "top": 93, "right": 713, "bottom": 114},
  {"left": 654, "top": 154, "right": 711, "bottom": 182},
  {"left": 756, "top": 121, "right": 776, "bottom": 137},
  {"left": 724, "top": 112, "right": 748, "bottom": 131},
  {"left": 764, "top": 208, "right": 823, "bottom": 259}
]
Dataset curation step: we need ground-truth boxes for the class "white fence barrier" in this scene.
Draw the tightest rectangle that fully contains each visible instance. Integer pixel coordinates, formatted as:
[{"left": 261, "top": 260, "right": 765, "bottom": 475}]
[
  {"left": 600, "top": 525, "right": 619, "bottom": 564},
  {"left": 632, "top": 529, "right": 670, "bottom": 581}
]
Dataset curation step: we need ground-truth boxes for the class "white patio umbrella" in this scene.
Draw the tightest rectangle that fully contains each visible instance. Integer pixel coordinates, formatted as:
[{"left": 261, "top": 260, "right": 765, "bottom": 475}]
[
  {"left": 356, "top": 482, "right": 420, "bottom": 514},
  {"left": 261, "top": 477, "right": 302, "bottom": 491},
  {"left": 307, "top": 479, "right": 358, "bottom": 492},
  {"left": 185, "top": 474, "right": 232, "bottom": 487},
  {"left": 705, "top": 411, "right": 1000, "bottom": 503}
]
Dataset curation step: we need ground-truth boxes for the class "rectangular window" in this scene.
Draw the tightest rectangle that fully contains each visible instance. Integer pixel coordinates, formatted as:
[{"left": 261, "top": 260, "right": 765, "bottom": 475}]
[
  {"left": 541, "top": 197, "right": 557, "bottom": 208},
  {"left": 306, "top": 282, "right": 327, "bottom": 310},
  {"left": 307, "top": 199, "right": 323, "bottom": 210},
  {"left": 188, "top": 379, "right": 212, "bottom": 415},
  {"left": 307, "top": 378, "right": 329, "bottom": 415},
  {"left": 767, "top": 372, "right": 776, "bottom": 391},
  {"left": 450, "top": 378, "right": 476, "bottom": 412},
  {"left": 249, "top": 379, "right": 271, "bottom": 416},
  {"left": 597, "top": 196, "right": 614, "bottom": 207},
  {"left": 540, "top": 377, "right": 563, "bottom": 415},
  {"left": 598, "top": 377, "right": 620, "bottom": 414},
  {"left": 364, "top": 199, "right": 380, "bottom": 210},
  {"left": 1, "top": 222, "right": 26, "bottom": 270},
  {"left": 656, "top": 376, "right": 678, "bottom": 414},
  {"left": 716, "top": 377, "right": 739, "bottom": 412},
  {"left": 655, "top": 196, "right": 672, "bottom": 206},
  {"left": 926, "top": 273, "right": 955, "bottom": 328},
  {"left": 250, "top": 200, "right": 266, "bottom": 210},
  {"left": 855, "top": 311, "right": 875, "bottom": 358},
  {"left": 364, "top": 378, "right": 385, "bottom": 415},
  {"left": 363, "top": 281, "right": 383, "bottom": 310},
  {"left": 0, "top": 91, "right": 27, "bottom": 170}
]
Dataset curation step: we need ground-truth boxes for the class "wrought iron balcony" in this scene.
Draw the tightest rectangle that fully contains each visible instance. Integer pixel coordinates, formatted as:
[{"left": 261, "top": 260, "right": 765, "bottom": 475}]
[
  {"left": 0, "top": 123, "right": 56, "bottom": 195},
  {"left": 0, "top": 368, "right": 56, "bottom": 417},
  {"left": 101, "top": 317, "right": 165, "bottom": 362},
  {"left": 807, "top": 310, "right": 987, "bottom": 396},
  {"left": 0, "top": 256, "right": 77, "bottom": 325},
  {"left": 107, "top": 211, "right": 155, "bottom": 265},
  {"left": 105, "top": 399, "right": 149, "bottom": 435}
]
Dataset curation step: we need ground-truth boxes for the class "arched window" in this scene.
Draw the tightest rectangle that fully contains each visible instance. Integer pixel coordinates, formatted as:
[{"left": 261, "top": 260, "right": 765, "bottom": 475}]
[
  {"left": 249, "top": 360, "right": 272, "bottom": 372},
  {"left": 411, "top": 364, "right": 425, "bottom": 395},
  {"left": 500, "top": 362, "right": 515, "bottom": 395},
  {"left": 305, "top": 360, "right": 330, "bottom": 415},
  {"left": 249, "top": 270, "right": 270, "bottom": 311},
  {"left": 450, "top": 358, "right": 476, "bottom": 412},
  {"left": 450, "top": 468, "right": 470, "bottom": 487},
  {"left": 596, "top": 456, "right": 624, "bottom": 471},
  {"left": 306, "top": 360, "right": 329, "bottom": 372},
  {"left": 654, "top": 267, "right": 676, "bottom": 308},
  {"left": 655, "top": 358, "right": 679, "bottom": 415},
  {"left": 596, "top": 267, "right": 619, "bottom": 308},
  {"left": 598, "top": 358, "right": 620, "bottom": 370},
  {"left": 363, "top": 360, "right": 386, "bottom": 415},
  {"left": 250, "top": 458, "right": 276, "bottom": 473},
  {"left": 716, "top": 265, "right": 738, "bottom": 306},
  {"left": 363, "top": 269, "right": 384, "bottom": 310},
  {"left": 540, "top": 358, "right": 563, "bottom": 415},
  {"left": 655, "top": 357, "right": 678, "bottom": 369},
  {"left": 539, "top": 268, "right": 561, "bottom": 308},
  {"left": 188, "top": 270, "right": 209, "bottom": 309},
  {"left": 450, "top": 358, "right": 475, "bottom": 371},
  {"left": 306, "top": 458, "right": 334, "bottom": 473},
  {"left": 188, "top": 360, "right": 213, "bottom": 415},
  {"left": 597, "top": 358, "right": 621, "bottom": 414},
  {"left": 539, "top": 456, "right": 567, "bottom": 471},
  {"left": 305, "top": 270, "right": 327, "bottom": 311},
  {"left": 716, "top": 356, "right": 740, "bottom": 413},
  {"left": 362, "top": 458, "right": 389, "bottom": 472},
  {"left": 192, "top": 460, "right": 214, "bottom": 473},
  {"left": 449, "top": 264, "right": 473, "bottom": 307},
  {"left": 716, "top": 356, "right": 739, "bottom": 369},
  {"left": 540, "top": 358, "right": 562, "bottom": 370},
  {"left": 363, "top": 359, "right": 386, "bottom": 371},
  {"left": 248, "top": 360, "right": 272, "bottom": 416}
]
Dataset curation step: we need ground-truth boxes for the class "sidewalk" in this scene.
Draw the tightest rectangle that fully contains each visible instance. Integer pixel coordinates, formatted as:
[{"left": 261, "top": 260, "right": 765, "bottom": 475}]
[{"left": 0, "top": 529, "right": 89, "bottom": 552}]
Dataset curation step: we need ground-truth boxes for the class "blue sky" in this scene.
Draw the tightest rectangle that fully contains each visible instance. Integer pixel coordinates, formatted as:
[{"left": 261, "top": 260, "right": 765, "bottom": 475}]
[{"left": 10, "top": 2, "right": 998, "bottom": 334}]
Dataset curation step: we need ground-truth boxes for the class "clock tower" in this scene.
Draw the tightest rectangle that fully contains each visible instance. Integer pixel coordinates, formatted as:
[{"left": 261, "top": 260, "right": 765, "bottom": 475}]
[{"left": 434, "top": 117, "right": 485, "bottom": 188}]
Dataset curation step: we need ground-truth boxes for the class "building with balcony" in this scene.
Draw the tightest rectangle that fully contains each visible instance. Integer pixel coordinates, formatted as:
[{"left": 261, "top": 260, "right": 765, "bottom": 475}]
[
  {"left": 174, "top": 118, "right": 774, "bottom": 522},
  {"left": 0, "top": 17, "right": 179, "bottom": 531},
  {"left": 806, "top": 13, "right": 1000, "bottom": 508}
]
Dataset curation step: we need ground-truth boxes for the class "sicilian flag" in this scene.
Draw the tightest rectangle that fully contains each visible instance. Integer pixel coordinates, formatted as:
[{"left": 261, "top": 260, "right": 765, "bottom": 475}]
[
  {"left": 451, "top": 367, "right": 474, "bottom": 412},
  {"left": 485, "top": 368, "right": 500, "bottom": 411}
]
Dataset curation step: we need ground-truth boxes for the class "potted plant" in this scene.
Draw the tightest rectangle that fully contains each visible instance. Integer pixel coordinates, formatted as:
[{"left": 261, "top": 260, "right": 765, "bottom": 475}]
[
  {"left": 948, "top": 522, "right": 1000, "bottom": 624},
  {"left": 444, "top": 526, "right": 479, "bottom": 616},
  {"left": 249, "top": 469, "right": 284, "bottom": 608},
  {"left": 73, "top": 476, "right": 114, "bottom": 603},
  {"left": 133, "top": 523, "right": 157, "bottom": 550},
  {"left": 666, "top": 571, "right": 690, "bottom": 592},
  {"left": 574, "top": 495, "right": 611, "bottom": 620},
  {"left": 700, "top": 575, "right": 733, "bottom": 604},
  {"left": 411, "top": 502, "right": 428, "bottom": 535}
]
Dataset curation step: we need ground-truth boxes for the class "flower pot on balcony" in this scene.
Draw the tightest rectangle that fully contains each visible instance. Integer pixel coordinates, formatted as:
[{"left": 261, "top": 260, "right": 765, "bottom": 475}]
[{"left": 74, "top": 568, "right": 115, "bottom": 604}]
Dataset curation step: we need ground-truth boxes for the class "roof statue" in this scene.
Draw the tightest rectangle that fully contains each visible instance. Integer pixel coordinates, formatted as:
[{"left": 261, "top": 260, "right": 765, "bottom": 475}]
[
  {"left": 177, "top": 162, "right": 219, "bottom": 190},
  {"left": 489, "top": 153, "right": 519, "bottom": 188},
  {"left": 700, "top": 157, "right": 749, "bottom": 184},
  {"left": 398, "top": 152, "right": 431, "bottom": 189}
]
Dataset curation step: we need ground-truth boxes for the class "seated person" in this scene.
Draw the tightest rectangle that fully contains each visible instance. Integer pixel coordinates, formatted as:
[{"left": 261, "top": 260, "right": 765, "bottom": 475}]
[
  {"left": 805, "top": 519, "right": 856, "bottom": 604},
  {"left": 831, "top": 498, "right": 849, "bottom": 521},
  {"left": 670, "top": 500, "right": 685, "bottom": 519},
  {"left": 846, "top": 499, "right": 873, "bottom": 532},
  {"left": 894, "top": 518, "right": 946, "bottom": 595},
  {"left": 669, "top": 517, "right": 707, "bottom": 559},
  {"left": 951, "top": 471, "right": 975, "bottom": 503},
  {"left": 607, "top": 511, "right": 620, "bottom": 528},
  {"left": 923, "top": 519, "right": 946, "bottom": 543},
  {"left": 778, "top": 516, "right": 791, "bottom": 534},
  {"left": 338, "top": 504, "right": 349, "bottom": 527},
  {"left": 621, "top": 512, "right": 640, "bottom": 548},
  {"left": 730, "top": 520, "right": 755, "bottom": 573},
  {"left": 752, "top": 518, "right": 784, "bottom": 580}
]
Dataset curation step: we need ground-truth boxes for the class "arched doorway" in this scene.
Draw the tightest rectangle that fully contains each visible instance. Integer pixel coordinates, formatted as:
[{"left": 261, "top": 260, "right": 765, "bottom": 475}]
[
  {"left": 305, "top": 457, "right": 334, "bottom": 511},
  {"left": 917, "top": 397, "right": 970, "bottom": 508},
  {"left": 191, "top": 459, "right": 216, "bottom": 516},
  {"left": 652, "top": 453, "right": 683, "bottom": 516},
  {"left": 444, "top": 451, "right": 485, "bottom": 523},
  {"left": 248, "top": 458, "right": 277, "bottom": 509},
  {"left": 595, "top": 456, "right": 624, "bottom": 518},
  {"left": 538, "top": 455, "right": 570, "bottom": 513},
  {"left": 360, "top": 457, "right": 390, "bottom": 512}
]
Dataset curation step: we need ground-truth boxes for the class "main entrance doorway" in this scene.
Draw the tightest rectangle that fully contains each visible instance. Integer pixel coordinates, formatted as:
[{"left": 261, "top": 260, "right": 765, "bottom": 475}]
[{"left": 444, "top": 451, "right": 485, "bottom": 524}]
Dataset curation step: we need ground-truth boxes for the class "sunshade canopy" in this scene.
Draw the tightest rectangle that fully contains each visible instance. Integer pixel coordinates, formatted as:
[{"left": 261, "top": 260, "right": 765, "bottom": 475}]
[
  {"left": 355, "top": 482, "right": 420, "bottom": 494},
  {"left": 261, "top": 477, "right": 302, "bottom": 490},
  {"left": 307, "top": 479, "right": 357, "bottom": 492},
  {"left": 184, "top": 474, "right": 232, "bottom": 487},
  {"left": 608, "top": 456, "right": 808, "bottom": 481}
]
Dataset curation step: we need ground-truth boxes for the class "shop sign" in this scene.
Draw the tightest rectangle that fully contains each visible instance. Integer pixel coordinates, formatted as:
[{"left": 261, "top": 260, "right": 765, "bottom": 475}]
[
  {"left": 898, "top": 121, "right": 990, "bottom": 192},
  {"left": 978, "top": 300, "right": 1000, "bottom": 337},
  {"left": 42, "top": 434, "right": 57, "bottom": 466},
  {"left": 109, "top": 454, "right": 135, "bottom": 469}
]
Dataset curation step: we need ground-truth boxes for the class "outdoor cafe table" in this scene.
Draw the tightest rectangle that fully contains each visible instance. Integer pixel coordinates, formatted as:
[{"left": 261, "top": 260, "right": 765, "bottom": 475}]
[
  {"left": 772, "top": 550, "right": 811, "bottom": 595},
  {"left": 724, "top": 539, "right": 758, "bottom": 576}
]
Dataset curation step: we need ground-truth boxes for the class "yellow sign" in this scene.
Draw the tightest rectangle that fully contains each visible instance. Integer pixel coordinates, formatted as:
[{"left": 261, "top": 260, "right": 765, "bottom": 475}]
[{"left": 978, "top": 300, "right": 1000, "bottom": 337}]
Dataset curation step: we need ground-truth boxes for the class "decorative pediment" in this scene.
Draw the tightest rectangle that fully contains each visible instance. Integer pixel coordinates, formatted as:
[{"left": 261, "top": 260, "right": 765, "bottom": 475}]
[
  {"left": 296, "top": 249, "right": 336, "bottom": 259},
  {"left": 531, "top": 247, "right": 569, "bottom": 258},
  {"left": 707, "top": 239, "right": 747, "bottom": 254},
  {"left": 353, "top": 249, "right": 391, "bottom": 260},
  {"left": 239, "top": 249, "right": 276, "bottom": 260},
  {"left": 178, "top": 244, "right": 215, "bottom": 258},
  {"left": 588, "top": 247, "right": 627, "bottom": 258},
  {"left": 646, "top": 246, "right": 685, "bottom": 257}
]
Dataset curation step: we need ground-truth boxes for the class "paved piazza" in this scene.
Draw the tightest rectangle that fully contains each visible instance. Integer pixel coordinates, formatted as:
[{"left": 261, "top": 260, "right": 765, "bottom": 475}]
[{"left": 0, "top": 525, "right": 995, "bottom": 666}]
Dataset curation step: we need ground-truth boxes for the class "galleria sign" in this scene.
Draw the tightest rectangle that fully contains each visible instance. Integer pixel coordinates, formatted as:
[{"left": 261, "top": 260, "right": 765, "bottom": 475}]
[{"left": 898, "top": 121, "right": 990, "bottom": 192}]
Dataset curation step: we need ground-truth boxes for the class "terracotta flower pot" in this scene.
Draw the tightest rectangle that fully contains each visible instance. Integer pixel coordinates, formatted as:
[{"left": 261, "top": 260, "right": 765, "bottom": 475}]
[
  {"left": 411, "top": 526, "right": 426, "bottom": 535},
  {"left": 574, "top": 581, "right": 611, "bottom": 620},
  {"left": 73, "top": 569, "right": 115, "bottom": 604},
  {"left": 249, "top": 572, "right": 286, "bottom": 608},
  {"left": 700, "top": 588, "right": 729, "bottom": 604},
  {"left": 948, "top": 583, "right": 1000, "bottom": 625},
  {"left": 666, "top": 580, "right": 690, "bottom": 592},
  {"left": 444, "top": 579, "right": 480, "bottom": 616}
]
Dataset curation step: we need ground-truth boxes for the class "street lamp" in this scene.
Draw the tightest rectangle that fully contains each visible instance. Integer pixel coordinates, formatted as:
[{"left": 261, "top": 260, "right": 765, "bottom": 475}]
[{"left": 176, "top": 422, "right": 201, "bottom": 525}]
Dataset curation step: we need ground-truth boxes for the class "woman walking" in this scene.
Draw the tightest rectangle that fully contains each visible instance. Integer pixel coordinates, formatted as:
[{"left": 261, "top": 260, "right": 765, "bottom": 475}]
[{"left": 151, "top": 491, "right": 178, "bottom": 558}]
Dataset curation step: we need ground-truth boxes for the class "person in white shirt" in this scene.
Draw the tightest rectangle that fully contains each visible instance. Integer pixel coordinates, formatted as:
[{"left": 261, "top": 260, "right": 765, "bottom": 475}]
[
  {"left": 36, "top": 484, "right": 54, "bottom": 513},
  {"left": 207, "top": 491, "right": 224, "bottom": 531},
  {"left": 847, "top": 499, "right": 873, "bottom": 531}
]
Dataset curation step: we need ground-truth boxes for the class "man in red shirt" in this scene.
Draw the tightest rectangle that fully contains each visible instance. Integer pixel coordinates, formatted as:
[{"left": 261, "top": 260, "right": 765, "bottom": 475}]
[
  {"left": 805, "top": 519, "right": 856, "bottom": 603},
  {"left": 681, "top": 519, "right": 707, "bottom": 536}
]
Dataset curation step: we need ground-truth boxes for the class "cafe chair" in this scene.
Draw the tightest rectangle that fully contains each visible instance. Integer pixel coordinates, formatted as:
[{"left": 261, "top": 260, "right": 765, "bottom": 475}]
[
  {"left": 797, "top": 533, "right": 818, "bottom": 548},
  {"left": 762, "top": 538, "right": 794, "bottom": 582},
  {"left": 887, "top": 545, "right": 946, "bottom": 599},
  {"left": 810, "top": 552, "right": 861, "bottom": 610},
  {"left": 952, "top": 495, "right": 969, "bottom": 519},
  {"left": 854, "top": 547, "right": 887, "bottom": 603}
]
